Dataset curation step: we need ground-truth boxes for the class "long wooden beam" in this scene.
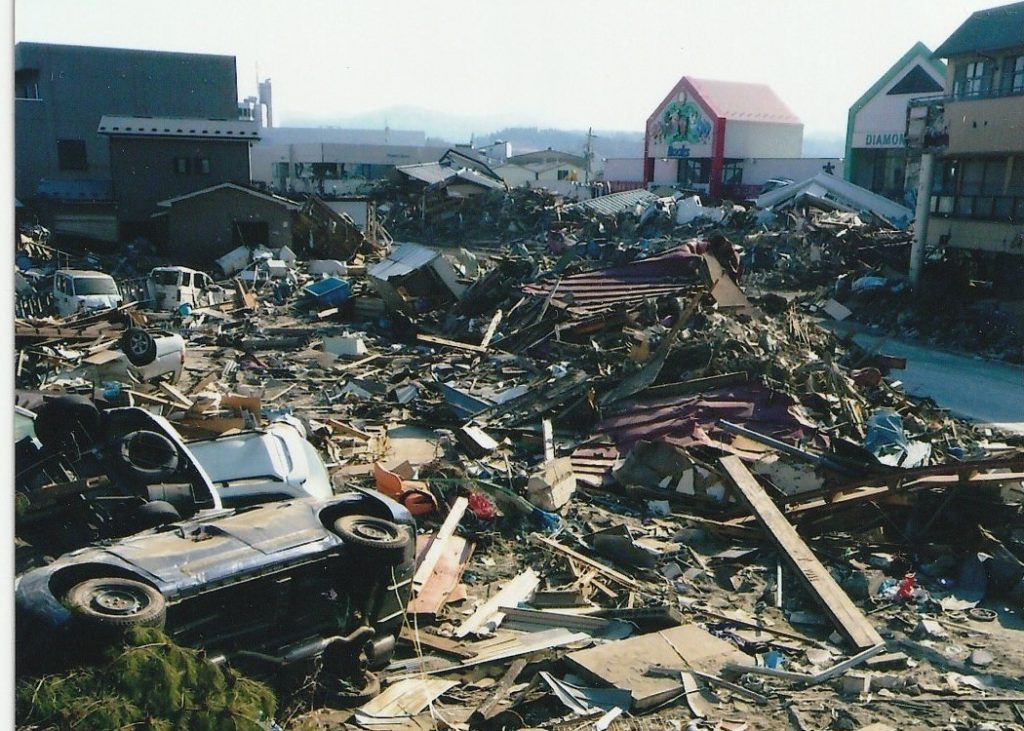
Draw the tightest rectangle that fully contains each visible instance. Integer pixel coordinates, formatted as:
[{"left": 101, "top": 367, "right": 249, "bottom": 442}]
[{"left": 719, "top": 455, "right": 884, "bottom": 651}]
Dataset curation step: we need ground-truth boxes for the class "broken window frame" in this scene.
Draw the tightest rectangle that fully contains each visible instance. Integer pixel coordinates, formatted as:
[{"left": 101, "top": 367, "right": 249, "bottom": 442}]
[
  {"left": 15, "top": 69, "right": 40, "bottom": 100},
  {"left": 677, "top": 158, "right": 710, "bottom": 187},
  {"left": 721, "top": 160, "right": 743, "bottom": 186}
]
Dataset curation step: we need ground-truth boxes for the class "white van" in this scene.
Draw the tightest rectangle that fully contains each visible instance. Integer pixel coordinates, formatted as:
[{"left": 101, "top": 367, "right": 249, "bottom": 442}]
[
  {"left": 146, "top": 266, "right": 226, "bottom": 311},
  {"left": 52, "top": 270, "right": 123, "bottom": 317}
]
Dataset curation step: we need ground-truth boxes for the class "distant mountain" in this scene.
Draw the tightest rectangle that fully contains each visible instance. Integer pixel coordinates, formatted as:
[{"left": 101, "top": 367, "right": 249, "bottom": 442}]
[
  {"left": 475, "top": 127, "right": 644, "bottom": 161},
  {"left": 802, "top": 130, "right": 845, "bottom": 158},
  {"left": 282, "top": 104, "right": 843, "bottom": 160},
  {"left": 281, "top": 106, "right": 646, "bottom": 159},
  {"left": 282, "top": 105, "right": 515, "bottom": 143}
]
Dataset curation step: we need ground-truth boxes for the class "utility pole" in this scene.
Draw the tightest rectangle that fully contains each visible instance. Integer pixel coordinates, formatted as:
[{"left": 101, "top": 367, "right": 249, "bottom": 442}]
[{"left": 584, "top": 127, "right": 598, "bottom": 185}]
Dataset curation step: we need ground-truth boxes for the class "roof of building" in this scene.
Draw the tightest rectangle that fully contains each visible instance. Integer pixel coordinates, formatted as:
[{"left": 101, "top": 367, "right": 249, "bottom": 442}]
[
  {"left": 395, "top": 161, "right": 507, "bottom": 191},
  {"left": 845, "top": 43, "right": 947, "bottom": 166},
  {"left": 934, "top": 1, "right": 1024, "bottom": 57},
  {"left": 507, "top": 149, "right": 587, "bottom": 167},
  {"left": 98, "top": 115, "right": 260, "bottom": 140},
  {"left": 574, "top": 188, "right": 657, "bottom": 217},
  {"left": 15, "top": 41, "right": 234, "bottom": 62},
  {"left": 156, "top": 182, "right": 301, "bottom": 209},
  {"left": 367, "top": 242, "right": 441, "bottom": 281},
  {"left": 685, "top": 78, "right": 801, "bottom": 124}
]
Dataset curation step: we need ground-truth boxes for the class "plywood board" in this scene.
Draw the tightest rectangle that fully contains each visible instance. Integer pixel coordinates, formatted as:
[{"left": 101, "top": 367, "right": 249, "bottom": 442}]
[{"left": 565, "top": 623, "right": 747, "bottom": 711}]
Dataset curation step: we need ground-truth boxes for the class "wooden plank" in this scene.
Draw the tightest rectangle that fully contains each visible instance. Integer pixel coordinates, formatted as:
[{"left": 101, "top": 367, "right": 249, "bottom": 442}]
[
  {"left": 453, "top": 569, "right": 539, "bottom": 638},
  {"left": 327, "top": 418, "right": 373, "bottom": 441},
  {"left": 469, "top": 657, "right": 527, "bottom": 726},
  {"left": 719, "top": 455, "right": 883, "bottom": 651},
  {"left": 479, "top": 309, "right": 503, "bottom": 350},
  {"left": 416, "top": 333, "right": 489, "bottom": 353},
  {"left": 542, "top": 418, "right": 555, "bottom": 463},
  {"left": 187, "top": 372, "right": 220, "bottom": 396},
  {"left": 158, "top": 382, "right": 195, "bottom": 409},
  {"left": 407, "top": 534, "right": 474, "bottom": 617},
  {"left": 398, "top": 626, "right": 474, "bottom": 659},
  {"left": 412, "top": 496, "right": 468, "bottom": 590},
  {"left": 565, "top": 624, "right": 747, "bottom": 711},
  {"left": 530, "top": 534, "right": 639, "bottom": 590}
]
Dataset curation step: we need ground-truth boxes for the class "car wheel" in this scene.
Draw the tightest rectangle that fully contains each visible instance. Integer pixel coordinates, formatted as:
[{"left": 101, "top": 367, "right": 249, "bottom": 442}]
[
  {"left": 134, "top": 500, "right": 181, "bottom": 530},
  {"left": 327, "top": 669, "right": 380, "bottom": 708},
  {"left": 332, "top": 515, "right": 410, "bottom": 554},
  {"left": 120, "top": 328, "right": 158, "bottom": 366},
  {"left": 118, "top": 430, "right": 180, "bottom": 482},
  {"left": 65, "top": 577, "right": 167, "bottom": 630},
  {"left": 33, "top": 395, "right": 102, "bottom": 451}
]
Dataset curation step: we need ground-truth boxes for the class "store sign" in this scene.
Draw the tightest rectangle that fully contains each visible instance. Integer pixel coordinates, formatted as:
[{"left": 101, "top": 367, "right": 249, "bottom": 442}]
[
  {"left": 667, "top": 143, "right": 691, "bottom": 158},
  {"left": 853, "top": 131, "right": 905, "bottom": 148}
]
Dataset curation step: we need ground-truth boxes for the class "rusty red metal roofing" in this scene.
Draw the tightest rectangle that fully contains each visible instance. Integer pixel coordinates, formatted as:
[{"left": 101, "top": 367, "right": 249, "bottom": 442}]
[
  {"left": 592, "top": 383, "right": 820, "bottom": 454},
  {"left": 522, "top": 245, "right": 703, "bottom": 316}
]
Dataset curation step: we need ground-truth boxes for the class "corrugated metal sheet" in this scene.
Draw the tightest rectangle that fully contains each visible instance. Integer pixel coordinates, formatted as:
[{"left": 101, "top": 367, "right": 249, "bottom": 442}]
[
  {"left": 522, "top": 245, "right": 702, "bottom": 315},
  {"left": 396, "top": 162, "right": 456, "bottom": 185},
  {"left": 367, "top": 242, "right": 439, "bottom": 281},
  {"left": 574, "top": 188, "right": 657, "bottom": 217}
]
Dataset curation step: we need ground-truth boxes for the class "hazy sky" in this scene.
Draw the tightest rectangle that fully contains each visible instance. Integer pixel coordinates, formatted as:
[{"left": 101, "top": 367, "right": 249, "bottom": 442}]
[{"left": 14, "top": 0, "right": 988, "bottom": 138}]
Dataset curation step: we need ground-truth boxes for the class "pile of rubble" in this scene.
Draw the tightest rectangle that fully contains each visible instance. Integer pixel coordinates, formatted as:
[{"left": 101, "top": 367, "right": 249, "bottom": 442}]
[{"left": 14, "top": 199, "right": 1024, "bottom": 731}]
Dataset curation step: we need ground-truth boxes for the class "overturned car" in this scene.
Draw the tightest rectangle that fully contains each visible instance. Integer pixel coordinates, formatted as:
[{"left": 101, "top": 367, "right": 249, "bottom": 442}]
[{"left": 16, "top": 489, "right": 415, "bottom": 677}]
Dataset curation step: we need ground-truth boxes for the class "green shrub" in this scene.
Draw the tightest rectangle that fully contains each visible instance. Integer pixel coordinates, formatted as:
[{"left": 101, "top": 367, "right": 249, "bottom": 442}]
[{"left": 16, "top": 627, "right": 276, "bottom": 731}]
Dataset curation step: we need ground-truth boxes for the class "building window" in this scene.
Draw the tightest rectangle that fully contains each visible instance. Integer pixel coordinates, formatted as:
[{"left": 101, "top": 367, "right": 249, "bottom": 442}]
[
  {"left": 955, "top": 60, "right": 988, "bottom": 97},
  {"left": 272, "top": 162, "right": 289, "bottom": 179},
  {"left": 310, "top": 162, "right": 340, "bottom": 180},
  {"left": 15, "top": 69, "right": 40, "bottom": 100},
  {"left": 1004, "top": 56, "right": 1024, "bottom": 95},
  {"left": 194, "top": 157, "right": 210, "bottom": 175},
  {"left": 722, "top": 161, "right": 743, "bottom": 185},
  {"left": 173, "top": 157, "right": 190, "bottom": 174},
  {"left": 557, "top": 169, "right": 569, "bottom": 181},
  {"left": 677, "top": 158, "right": 709, "bottom": 186},
  {"left": 56, "top": 139, "right": 87, "bottom": 171}
]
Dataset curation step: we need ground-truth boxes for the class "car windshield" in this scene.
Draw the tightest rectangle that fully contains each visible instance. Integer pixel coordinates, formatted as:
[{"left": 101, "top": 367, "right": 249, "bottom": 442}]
[
  {"left": 73, "top": 277, "right": 119, "bottom": 295},
  {"left": 150, "top": 270, "right": 180, "bottom": 286}
]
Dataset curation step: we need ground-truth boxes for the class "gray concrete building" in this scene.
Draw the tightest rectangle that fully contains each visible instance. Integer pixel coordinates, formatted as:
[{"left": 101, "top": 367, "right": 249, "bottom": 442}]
[{"left": 14, "top": 42, "right": 241, "bottom": 239}]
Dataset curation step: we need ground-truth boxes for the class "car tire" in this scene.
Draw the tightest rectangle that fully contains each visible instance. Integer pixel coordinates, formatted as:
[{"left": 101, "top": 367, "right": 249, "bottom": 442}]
[
  {"left": 328, "top": 670, "right": 380, "bottom": 708},
  {"left": 134, "top": 500, "right": 181, "bottom": 530},
  {"left": 65, "top": 577, "right": 167, "bottom": 630},
  {"left": 33, "top": 395, "right": 102, "bottom": 451},
  {"left": 121, "top": 328, "right": 157, "bottom": 366},
  {"left": 118, "top": 430, "right": 180, "bottom": 482},
  {"left": 332, "top": 515, "right": 410, "bottom": 555}
]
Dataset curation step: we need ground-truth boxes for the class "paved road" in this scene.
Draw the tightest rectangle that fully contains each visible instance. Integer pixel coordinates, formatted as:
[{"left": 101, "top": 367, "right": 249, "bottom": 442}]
[{"left": 823, "top": 325, "right": 1024, "bottom": 435}]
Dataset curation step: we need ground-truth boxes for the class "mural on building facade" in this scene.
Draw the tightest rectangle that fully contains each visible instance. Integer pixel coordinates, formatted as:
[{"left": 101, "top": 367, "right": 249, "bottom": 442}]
[{"left": 650, "top": 92, "right": 712, "bottom": 157}]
